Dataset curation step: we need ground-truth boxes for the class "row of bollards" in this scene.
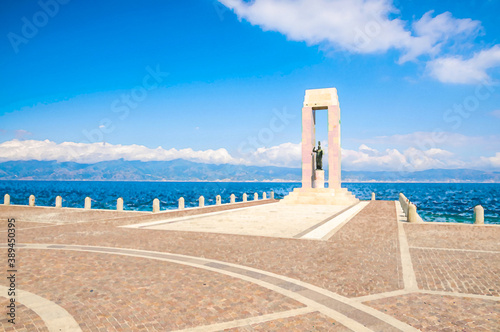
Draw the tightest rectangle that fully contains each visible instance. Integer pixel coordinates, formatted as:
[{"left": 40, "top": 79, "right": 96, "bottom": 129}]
[
  {"left": 399, "top": 193, "right": 418, "bottom": 223},
  {"left": 399, "top": 193, "right": 485, "bottom": 224},
  {"left": 3, "top": 191, "right": 275, "bottom": 213}
]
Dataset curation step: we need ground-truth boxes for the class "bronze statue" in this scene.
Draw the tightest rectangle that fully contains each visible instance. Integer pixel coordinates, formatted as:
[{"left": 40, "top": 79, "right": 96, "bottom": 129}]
[{"left": 312, "top": 141, "right": 323, "bottom": 170}]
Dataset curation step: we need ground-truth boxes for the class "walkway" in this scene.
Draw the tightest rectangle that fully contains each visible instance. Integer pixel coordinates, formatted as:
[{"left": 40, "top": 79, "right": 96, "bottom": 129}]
[{"left": 0, "top": 201, "right": 498, "bottom": 331}]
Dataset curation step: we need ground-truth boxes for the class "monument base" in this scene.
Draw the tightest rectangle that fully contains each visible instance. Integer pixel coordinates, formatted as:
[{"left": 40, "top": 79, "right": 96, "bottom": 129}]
[
  {"left": 312, "top": 170, "right": 324, "bottom": 188},
  {"left": 280, "top": 187, "right": 358, "bottom": 205}
]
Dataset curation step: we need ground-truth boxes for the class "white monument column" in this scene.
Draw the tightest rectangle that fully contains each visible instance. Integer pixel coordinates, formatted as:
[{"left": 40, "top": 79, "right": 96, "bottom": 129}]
[
  {"left": 281, "top": 87, "right": 358, "bottom": 205},
  {"left": 301, "top": 106, "right": 314, "bottom": 189},
  {"left": 328, "top": 104, "right": 341, "bottom": 189}
]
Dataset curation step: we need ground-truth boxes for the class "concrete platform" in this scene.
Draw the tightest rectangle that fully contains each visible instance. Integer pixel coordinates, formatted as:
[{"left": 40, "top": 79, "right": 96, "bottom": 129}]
[
  {"left": 0, "top": 201, "right": 498, "bottom": 331},
  {"left": 124, "top": 202, "right": 365, "bottom": 239}
]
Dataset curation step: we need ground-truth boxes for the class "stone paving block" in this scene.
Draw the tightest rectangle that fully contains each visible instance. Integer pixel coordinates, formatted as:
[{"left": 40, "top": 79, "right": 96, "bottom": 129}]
[
  {"left": 411, "top": 248, "right": 500, "bottom": 296},
  {"left": 224, "top": 311, "right": 352, "bottom": 331},
  {"left": 365, "top": 293, "right": 500, "bottom": 331},
  {"left": 1, "top": 250, "right": 304, "bottom": 331},
  {"left": 0, "top": 297, "right": 49, "bottom": 331}
]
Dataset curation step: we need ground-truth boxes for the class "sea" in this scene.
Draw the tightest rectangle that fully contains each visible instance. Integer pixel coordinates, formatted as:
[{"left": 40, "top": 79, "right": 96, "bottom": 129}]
[{"left": 0, "top": 181, "right": 499, "bottom": 224}]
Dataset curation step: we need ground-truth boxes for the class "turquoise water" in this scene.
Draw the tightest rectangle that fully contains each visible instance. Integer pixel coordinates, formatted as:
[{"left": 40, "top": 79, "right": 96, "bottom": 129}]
[{"left": 0, "top": 181, "right": 498, "bottom": 224}]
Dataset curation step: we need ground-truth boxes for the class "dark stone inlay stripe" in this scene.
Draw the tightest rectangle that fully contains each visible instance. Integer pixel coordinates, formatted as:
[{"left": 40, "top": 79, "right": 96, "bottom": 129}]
[
  {"left": 205, "top": 262, "right": 230, "bottom": 269},
  {"left": 298, "top": 289, "right": 399, "bottom": 331},
  {"left": 293, "top": 202, "right": 360, "bottom": 238}
]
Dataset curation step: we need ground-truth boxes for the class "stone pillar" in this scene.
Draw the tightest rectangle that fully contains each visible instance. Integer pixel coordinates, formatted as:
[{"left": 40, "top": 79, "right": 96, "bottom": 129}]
[
  {"left": 216, "top": 195, "right": 221, "bottom": 205},
  {"left": 178, "top": 197, "right": 185, "bottom": 210},
  {"left": 408, "top": 203, "right": 418, "bottom": 223},
  {"left": 199, "top": 196, "right": 205, "bottom": 207},
  {"left": 4, "top": 194, "right": 10, "bottom": 205},
  {"left": 29, "top": 195, "right": 35, "bottom": 207},
  {"left": 371, "top": 192, "right": 376, "bottom": 201},
  {"left": 270, "top": 191, "right": 274, "bottom": 199},
  {"left": 242, "top": 193, "right": 247, "bottom": 202},
  {"left": 254, "top": 193, "right": 258, "bottom": 201},
  {"left": 301, "top": 106, "right": 314, "bottom": 189},
  {"left": 328, "top": 104, "right": 341, "bottom": 189},
  {"left": 474, "top": 205, "right": 484, "bottom": 224},
  {"left": 152, "top": 198, "right": 160, "bottom": 213},
  {"left": 230, "top": 194, "right": 235, "bottom": 204},
  {"left": 263, "top": 192, "right": 267, "bottom": 200},
  {"left": 55, "top": 196, "right": 62, "bottom": 208},
  {"left": 117, "top": 197, "right": 124, "bottom": 211},
  {"left": 84, "top": 197, "right": 91, "bottom": 210}
]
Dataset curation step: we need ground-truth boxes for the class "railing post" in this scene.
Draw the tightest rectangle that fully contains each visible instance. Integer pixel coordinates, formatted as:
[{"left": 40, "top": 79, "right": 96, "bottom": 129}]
[
  {"left": 199, "top": 196, "right": 205, "bottom": 208},
  {"left": 153, "top": 198, "right": 160, "bottom": 213},
  {"left": 84, "top": 197, "right": 91, "bottom": 210},
  {"left": 263, "top": 192, "right": 267, "bottom": 200},
  {"left": 474, "top": 205, "right": 484, "bottom": 224},
  {"left": 270, "top": 191, "right": 274, "bottom": 200},
  {"left": 371, "top": 192, "right": 376, "bottom": 201},
  {"left": 178, "top": 197, "right": 185, "bottom": 210},
  {"left": 55, "top": 196, "right": 62, "bottom": 208},
  {"left": 117, "top": 197, "right": 124, "bottom": 211},
  {"left": 242, "top": 193, "right": 247, "bottom": 202},
  {"left": 29, "top": 195, "right": 35, "bottom": 207},
  {"left": 408, "top": 203, "right": 418, "bottom": 223},
  {"left": 216, "top": 195, "right": 221, "bottom": 205},
  {"left": 254, "top": 193, "right": 258, "bottom": 201},
  {"left": 4, "top": 194, "right": 10, "bottom": 205},
  {"left": 230, "top": 194, "right": 235, "bottom": 204}
]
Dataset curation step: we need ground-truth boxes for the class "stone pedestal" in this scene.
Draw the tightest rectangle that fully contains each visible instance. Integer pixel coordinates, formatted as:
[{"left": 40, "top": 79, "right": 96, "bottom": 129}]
[
  {"left": 313, "top": 170, "right": 324, "bottom": 189},
  {"left": 281, "top": 187, "right": 358, "bottom": 205}
]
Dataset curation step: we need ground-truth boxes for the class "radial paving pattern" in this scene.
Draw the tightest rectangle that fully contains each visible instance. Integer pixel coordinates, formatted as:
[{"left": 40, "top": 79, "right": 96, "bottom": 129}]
[{"left": 0, "top": 200, "right": 498, "bottom": 331}]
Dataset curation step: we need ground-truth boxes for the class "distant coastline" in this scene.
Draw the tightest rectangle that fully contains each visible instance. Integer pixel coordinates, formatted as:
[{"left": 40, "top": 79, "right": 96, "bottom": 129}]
[{"left": 0, "top": 159, "right": 499, "bottom": 183}]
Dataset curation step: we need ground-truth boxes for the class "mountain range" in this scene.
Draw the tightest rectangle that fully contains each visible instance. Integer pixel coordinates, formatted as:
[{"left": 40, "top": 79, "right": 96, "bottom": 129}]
[{"left": 0, "top": 160, "right": 499, "bottom": 183}]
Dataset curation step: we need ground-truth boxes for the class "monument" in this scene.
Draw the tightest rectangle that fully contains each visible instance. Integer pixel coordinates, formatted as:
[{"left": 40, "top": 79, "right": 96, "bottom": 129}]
[{"left": 281, "top": 88, "right": 358, "bottom": 205}]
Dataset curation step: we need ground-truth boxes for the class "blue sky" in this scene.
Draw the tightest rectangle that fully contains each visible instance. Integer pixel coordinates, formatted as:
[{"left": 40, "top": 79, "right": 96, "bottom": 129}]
[{"left": 1, "top": 0, "right": 499, "bottom": 171}]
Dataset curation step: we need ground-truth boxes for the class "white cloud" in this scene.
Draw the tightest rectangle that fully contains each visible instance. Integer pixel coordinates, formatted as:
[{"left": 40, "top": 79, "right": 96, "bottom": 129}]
[
  {"left": 0, "top": 139, "right": 497, "bottom": 171},
  {"left": 219, "top": 0, "right": 482, "bottom": 64},
  {"left": 0, "top": 139, "right": 245, "bottom": 165},
  {"left": 480, "top": 152, "right": 500, "bottom": 168},
  {"left": 246, "top": 142, "right": 302, "bottom": 167},
  {"left": 427, "top": 45, "right": 500, "bottom": 84}
]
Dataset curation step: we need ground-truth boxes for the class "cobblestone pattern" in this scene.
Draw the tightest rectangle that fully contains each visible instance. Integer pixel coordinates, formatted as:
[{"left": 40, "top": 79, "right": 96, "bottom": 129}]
[
  {"left": 405, "top": 223, "right": 500, "bottom": 251},
  {"left": 225, "top": 312, "right": 352, "bottom": 331},
  {"left": 326, "top": 200, "right": 404, "bottom": 296},
  {"left": 0, "top": 201, "right": 403, "bottom": 298},
  {"left": 411, "top": 248, "right": 500, "bottom": 296},
  {"left": 365, "top": 293, "right": 500, "bottom": 331},
  {"left": 0, "top": 297, "right": 49, "bottom": 332},
  {"left": 1, "top": 250, "right": 303, "bottom": 331}
]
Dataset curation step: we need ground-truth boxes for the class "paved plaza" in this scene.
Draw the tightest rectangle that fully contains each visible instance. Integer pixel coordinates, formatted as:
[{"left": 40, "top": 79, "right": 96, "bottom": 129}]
[{"left": 0, "top": 200, "right": 499, "bottom": 331}]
